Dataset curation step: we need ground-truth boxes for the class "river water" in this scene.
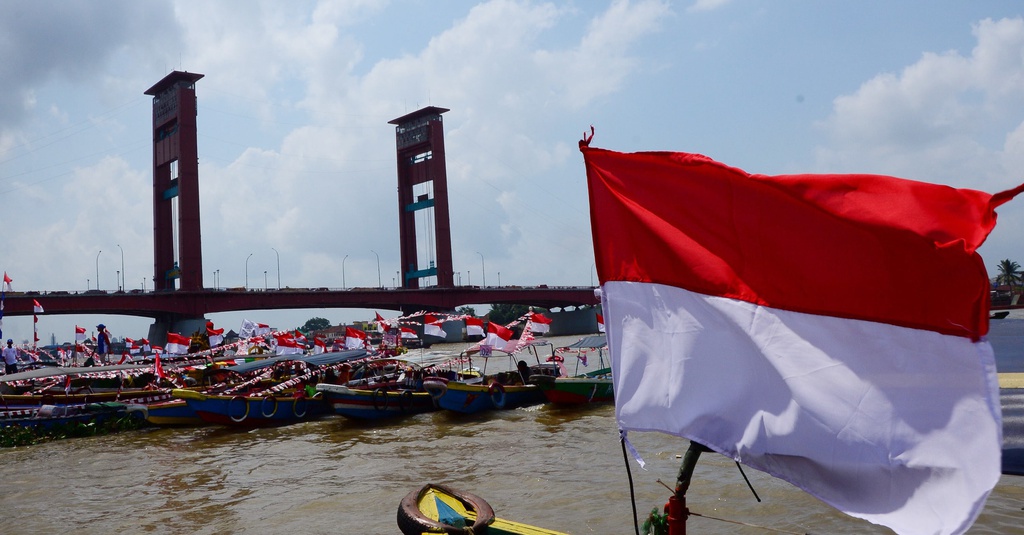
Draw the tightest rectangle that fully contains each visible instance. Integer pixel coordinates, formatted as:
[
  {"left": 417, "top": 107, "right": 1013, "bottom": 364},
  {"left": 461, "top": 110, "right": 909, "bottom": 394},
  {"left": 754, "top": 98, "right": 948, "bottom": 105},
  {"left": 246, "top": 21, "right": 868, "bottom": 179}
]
[{"left": 1, "top": 333, "right": 1022, "bottom": 534}]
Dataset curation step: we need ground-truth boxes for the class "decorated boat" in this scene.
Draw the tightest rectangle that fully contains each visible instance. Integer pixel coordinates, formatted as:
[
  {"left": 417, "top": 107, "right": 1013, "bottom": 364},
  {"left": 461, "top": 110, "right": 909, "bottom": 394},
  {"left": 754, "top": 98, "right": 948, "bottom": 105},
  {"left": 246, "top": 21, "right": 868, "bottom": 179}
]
[
  {"left": 0, "top": 401, "right": 148, "bottom": 430},
  {"left": 530, "top": 335, "right": 613, "bottom": 405},
  {"left": 424, "top": 342, "right": 561, "bottom": 415},
  {"left": 397, "top": 483, "right": 567, "bottom": 535},
  {"left": 172, "top": 349, "right": 370, "bottom": 427}
]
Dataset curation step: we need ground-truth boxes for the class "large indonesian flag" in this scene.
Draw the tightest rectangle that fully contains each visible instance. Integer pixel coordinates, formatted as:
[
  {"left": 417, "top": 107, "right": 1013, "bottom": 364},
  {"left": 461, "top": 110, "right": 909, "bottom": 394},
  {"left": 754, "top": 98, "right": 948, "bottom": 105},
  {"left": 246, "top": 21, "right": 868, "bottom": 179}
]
[{"left": 581, "top": 142, "right": 1021, "bottom": 535}]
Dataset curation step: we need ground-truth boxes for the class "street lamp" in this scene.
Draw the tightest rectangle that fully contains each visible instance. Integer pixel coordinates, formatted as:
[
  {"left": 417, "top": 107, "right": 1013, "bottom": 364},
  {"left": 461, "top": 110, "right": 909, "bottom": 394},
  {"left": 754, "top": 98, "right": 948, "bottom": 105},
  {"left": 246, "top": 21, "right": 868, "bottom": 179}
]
[
  {"left": 214, "top": 269, "right": 220, "bottom": 289},
  {"left": 245, "top": 253, "right": 253, "bottom": 289},
  {"left": 370, "top": 250, "right": 381, "bottom": 288},
  {"left": 116, "top": 270, "right": 120, "bottom": 292},
  {"left": 396, "top": 270, "right": 400, "bottom": 289},
  {"left": 264, "top": 270, "right": 268, "bottom": 290},
  {"left": 117, "top": 244, "right": 124, "bottom": 291},
  {"left": 271, "top": 247, "right": 280, "bottom": 289},
  {"left": 95, "top": 250, "right": 102, "bottom": 291},
  {"left": 498, "top": 271, "right": 501, "bottom": 287},
  {"left": 476, "top": 252, "right": 486, "bottom": 287},
  {"left": 342, "top": 254, "right": 349, "bottom": 289}
]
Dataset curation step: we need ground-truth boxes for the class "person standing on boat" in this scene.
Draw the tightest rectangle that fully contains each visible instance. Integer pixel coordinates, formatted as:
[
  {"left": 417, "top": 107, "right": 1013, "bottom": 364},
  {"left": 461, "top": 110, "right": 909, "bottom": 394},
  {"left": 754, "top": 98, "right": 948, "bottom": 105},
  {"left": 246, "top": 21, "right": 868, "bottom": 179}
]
[
  {"left": 96, "top": 324, "right": 112, "bottom": 364},
  {"left": 3, "top": 339, "right": 18, "bottom": 375}
]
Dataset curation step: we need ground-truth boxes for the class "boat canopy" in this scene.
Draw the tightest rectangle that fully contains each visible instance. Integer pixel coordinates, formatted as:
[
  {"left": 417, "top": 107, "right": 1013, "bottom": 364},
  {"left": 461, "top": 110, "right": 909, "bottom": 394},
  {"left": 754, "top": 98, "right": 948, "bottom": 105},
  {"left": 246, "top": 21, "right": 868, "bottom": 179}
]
[
  {"left": 0, "top": 362, "right": 157, "bottom": 383},
  {"left": 561, "top": 335, "right": 607, "bottom": 350},
  {"left": 224, "top": 349, "right": 368, "bottom": 375}
]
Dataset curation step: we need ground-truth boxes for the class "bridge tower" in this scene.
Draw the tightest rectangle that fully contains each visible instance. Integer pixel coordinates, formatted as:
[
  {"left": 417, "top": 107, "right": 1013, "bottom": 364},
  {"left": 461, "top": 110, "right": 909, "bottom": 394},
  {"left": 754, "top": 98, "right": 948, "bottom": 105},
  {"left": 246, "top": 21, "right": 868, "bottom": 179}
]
[
  {"left": 389, "top": 107, "right": 455, "bottom": 289},
  {"left": 144, "top": 71, "right": 204, "bottom": 292}
]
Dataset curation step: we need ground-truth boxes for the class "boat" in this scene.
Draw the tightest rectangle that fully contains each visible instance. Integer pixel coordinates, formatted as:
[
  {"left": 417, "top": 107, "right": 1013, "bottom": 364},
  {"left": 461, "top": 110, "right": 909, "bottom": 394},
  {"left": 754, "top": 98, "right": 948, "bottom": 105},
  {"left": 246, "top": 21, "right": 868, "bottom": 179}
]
[
  {"left": 530, "top": 335, "right": 613, "bottom": 405},
  {"left": 317, "top": 384, "right": 437, "bottom": 420},
  {"left": 172, "top": 349, "right": 370, "bottom": 427},
  {"left": 0, "top": 363, "right": 184, "bottom": 410},
  {"left": 424, "top": 342, "right": 561, "bottom": 414},
  {"left": 0, "top": 401, "right": 148, "bottom": 430},
  {"left": 397, "top": 483, "right": 567, "bottom": 535}
]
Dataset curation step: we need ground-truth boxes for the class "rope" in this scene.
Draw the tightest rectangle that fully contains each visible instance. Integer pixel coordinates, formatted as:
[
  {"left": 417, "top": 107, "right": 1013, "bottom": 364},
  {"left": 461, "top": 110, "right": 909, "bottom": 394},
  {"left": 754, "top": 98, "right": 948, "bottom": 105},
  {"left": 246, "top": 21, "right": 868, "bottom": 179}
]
[
  {"left": 620, "top": 433, "right": 640, "bottom": 535},
  {"left": 688, "top": 511, "right": 812, "bottom": 534}
]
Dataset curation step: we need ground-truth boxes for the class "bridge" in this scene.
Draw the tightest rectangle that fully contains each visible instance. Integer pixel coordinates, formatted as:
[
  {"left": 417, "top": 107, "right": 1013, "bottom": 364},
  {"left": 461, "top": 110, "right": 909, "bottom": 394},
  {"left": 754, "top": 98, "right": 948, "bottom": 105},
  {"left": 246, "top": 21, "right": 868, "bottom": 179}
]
[
  {"left": 4, "top": 71, "right": 599, "bottom": 341},
  {"left": 1, "top": 286, "right": 598, "bottom": 322}
]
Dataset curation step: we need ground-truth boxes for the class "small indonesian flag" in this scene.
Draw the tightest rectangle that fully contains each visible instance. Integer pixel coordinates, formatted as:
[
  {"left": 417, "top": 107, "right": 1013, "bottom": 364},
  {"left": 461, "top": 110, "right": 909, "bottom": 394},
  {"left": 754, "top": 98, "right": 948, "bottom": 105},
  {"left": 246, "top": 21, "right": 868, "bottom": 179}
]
[
  {"left": 400, "top": 327, "right": 418, "bottom": 339},
  {"left": 154, "top": 350, "right": 165, "bottom": 379},
  {"left": 423, "top": 314, "right": 445, "bottom": 338},
  {"left": 75, "top": 326, "right": 87, "bottom": 342},
  {"left": 274, "top": 333, "right": 304, "bottom": 355},
  {"left": 32, "top": 300, "right": 44, "bottom": 314},
  {"left": 375, "top": 312, "right": 389, "bottom": 333},
  {"left": 313, "top": 336, "right": 326, "bottom": 354},
  {"left": 528, "top": 312, "right": 552, "bottom": 333},
  {"left": 207, "top": 321, "right": 225, "bottom": 347},
  {"left": 345, "top": 326, "right": 367, "bottom": 349},
  {"left": 165, "top": 332, "right": 190, "bottom": 355},
  {"left": 596, "top": 313, "right": 605, "bottom": 333},
  {"left": 484, "top": 322, "right": 514, "bottom": 351},
  {"left": 465, "top": 317, "right": 485, "bottom": 337}
]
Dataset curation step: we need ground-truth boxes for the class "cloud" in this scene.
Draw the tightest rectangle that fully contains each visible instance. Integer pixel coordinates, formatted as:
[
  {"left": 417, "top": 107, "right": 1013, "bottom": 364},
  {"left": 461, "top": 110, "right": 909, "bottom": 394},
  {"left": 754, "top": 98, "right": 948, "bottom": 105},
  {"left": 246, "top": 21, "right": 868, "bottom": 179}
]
[{"left": 817, "top": 17, "right": 1024, "bottom": 191}]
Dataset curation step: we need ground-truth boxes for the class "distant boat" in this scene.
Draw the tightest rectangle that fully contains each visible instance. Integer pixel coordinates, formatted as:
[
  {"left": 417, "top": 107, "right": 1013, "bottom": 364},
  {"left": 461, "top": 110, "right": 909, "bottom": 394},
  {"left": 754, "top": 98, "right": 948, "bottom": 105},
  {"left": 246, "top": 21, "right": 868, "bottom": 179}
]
[
  {"left": 423, "top": 342, "right": 560, "bottom": 414},
  {"left": 531, "top": 335, "right": 614, "bottom": 405}
]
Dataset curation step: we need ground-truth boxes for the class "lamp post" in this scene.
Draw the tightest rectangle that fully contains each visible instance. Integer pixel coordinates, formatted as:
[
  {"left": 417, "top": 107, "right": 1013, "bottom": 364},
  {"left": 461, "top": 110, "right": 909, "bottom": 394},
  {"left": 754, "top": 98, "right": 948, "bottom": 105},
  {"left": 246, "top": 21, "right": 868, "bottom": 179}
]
[
  {"left": 498, "top": 271, "right": 501, "bottom": 287},
  {"left": 214, "top": 269, "right": 220, "bottom": 289},
  {"left": 396, "top": 270, "right": 400, "bottom": 289},
  {"left": 342, "top": 254, "right": 349, "bottom": 289},
  {"left": 142, "top": 277, "right": 145, "bottom": 292},
  {"left": 476, "top": 252, "right": 485, "bottom": 287},
  {"left": 271, "top": 247, "right": 280, "bottom": 289},
  {"left": 116, "top": 270, "right": 120, "bottom": 292},
  {"left": 245, "top": 253, "right": 253, "bottom": 289},
  {"left": 117, "top": 244, "right": 124, "bottom": 291},
  {"left": 264, "top": 270, "right": 268, "bottom": 290},
  {"left": 371, "top": 250, "right": 381, "bottom": 288},
  {"left": 95, "top": 250, "right": 102, "bottom": 291}
]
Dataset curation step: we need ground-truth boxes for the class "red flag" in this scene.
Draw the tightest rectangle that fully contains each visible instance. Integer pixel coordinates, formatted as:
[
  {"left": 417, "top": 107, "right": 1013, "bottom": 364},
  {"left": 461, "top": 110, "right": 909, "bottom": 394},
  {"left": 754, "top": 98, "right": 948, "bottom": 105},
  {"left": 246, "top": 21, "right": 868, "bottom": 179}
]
[
  {"left": 581, "top": 142, "right": 1018, "bottom": 535},
  {"left": 2, "top": 272, "right": 11, "bottom": 292},
  {"left": 375, "top": 312, "right": 389, "bottom": 333},
  {"left": 63, "top": 374, "right": 71, "bottom": 395},
  {"left": 75, "top": 325, "right": 87, "bottom": 342},
  {"left": 596, "top": 313, "right": 605, "bottom": 333},
  {"left": 154, "top": 351, "right": 165, "bottom": 379}
]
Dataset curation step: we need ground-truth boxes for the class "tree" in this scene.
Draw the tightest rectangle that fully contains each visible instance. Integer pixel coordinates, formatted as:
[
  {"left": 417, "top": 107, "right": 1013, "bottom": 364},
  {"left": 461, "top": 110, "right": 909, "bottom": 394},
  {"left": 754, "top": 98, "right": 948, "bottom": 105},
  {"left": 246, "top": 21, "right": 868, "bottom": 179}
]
[
  {"left": 486, "top": 304, "right": 545, "bottom": 326},
  {"left": 456, "top": 305, "right": 477, "bottom": 317},
  {"left": 996, "top": 259, "right": 1022, "bottom": 291},
  {"left": 300, "top": 317, "right": 332, "bottom": 332}
]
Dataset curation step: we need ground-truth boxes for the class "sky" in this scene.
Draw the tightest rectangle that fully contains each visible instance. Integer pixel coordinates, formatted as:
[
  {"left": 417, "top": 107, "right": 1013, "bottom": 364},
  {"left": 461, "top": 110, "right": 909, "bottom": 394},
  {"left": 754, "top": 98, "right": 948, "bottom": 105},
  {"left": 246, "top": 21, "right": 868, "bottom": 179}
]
[{"left": 2, "top": 0, "right": 1024, "bottom": 345}]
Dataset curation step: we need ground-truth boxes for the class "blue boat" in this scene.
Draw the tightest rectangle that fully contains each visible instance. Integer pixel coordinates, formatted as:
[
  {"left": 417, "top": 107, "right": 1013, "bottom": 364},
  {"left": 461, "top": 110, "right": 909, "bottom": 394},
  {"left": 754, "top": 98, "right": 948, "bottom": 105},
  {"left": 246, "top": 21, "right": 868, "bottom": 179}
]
[{"left": 425, "top": 342, "right": 561, "bottom": 415}]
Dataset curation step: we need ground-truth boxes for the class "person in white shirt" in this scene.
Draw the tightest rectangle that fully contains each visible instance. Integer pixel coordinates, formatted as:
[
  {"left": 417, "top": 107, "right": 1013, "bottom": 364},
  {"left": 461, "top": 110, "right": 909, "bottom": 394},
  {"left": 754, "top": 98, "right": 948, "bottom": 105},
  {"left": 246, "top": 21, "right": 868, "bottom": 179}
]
[{"left": 3, "top": 339, "right": 19, "bottom": 375}]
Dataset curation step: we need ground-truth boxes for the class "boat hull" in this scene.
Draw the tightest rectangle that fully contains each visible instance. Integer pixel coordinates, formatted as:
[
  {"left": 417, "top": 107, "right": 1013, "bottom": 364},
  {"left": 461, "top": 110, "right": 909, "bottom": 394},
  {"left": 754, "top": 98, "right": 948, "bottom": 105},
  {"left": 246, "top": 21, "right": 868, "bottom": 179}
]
[
  {"left": 145, "top": 398, "right": 204, "bottom": 426},
  {"left": 434, "top": 381, "right": 546, "bottom": 414},
  {"left": 317, "top": 384, "right": 437, "bottom": 420},
  {"left": 539, "top": 377, "right": 614, "bottom": 404},
  {"left": 172, "top": 389, "right": 328, "bottom": 427}
]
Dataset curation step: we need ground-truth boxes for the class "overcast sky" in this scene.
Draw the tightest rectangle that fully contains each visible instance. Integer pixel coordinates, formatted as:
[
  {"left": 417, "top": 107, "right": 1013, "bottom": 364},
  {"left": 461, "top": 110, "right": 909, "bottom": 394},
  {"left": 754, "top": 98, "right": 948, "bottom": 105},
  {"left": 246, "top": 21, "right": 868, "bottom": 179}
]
[{"left": 2, "top": 0, "right": 1024, "bottom": 344}]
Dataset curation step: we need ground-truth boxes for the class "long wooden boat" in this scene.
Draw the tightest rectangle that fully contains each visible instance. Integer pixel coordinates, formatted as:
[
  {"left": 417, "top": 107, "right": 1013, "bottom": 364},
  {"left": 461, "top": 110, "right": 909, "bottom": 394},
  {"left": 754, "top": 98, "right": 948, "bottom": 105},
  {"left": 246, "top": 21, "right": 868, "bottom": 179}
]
[
  {"left": 172, "top": 389, "right": 328, "bottom": 427},
  {"left": 397, "top": 483, "right": 567, "bottom": 535},
  {"left": 316, "top": 384, "right": 438, "bottom": 420},
  {"left": 171, "top": 349, "right": 370, "bottom": 427},
  {"left": 145, "top": 398, "right": 203, "bottom": 426},
  {"left": 0, "top": 363, "right": 178, "bottom": 409},
  {"left": 0, "top": 401, "right": 148, "bottom": 430}
]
